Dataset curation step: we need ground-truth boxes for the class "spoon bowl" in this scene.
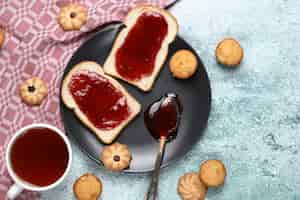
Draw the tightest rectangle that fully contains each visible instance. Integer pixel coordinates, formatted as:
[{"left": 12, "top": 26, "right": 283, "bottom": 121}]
[{"left": 144, "top": 93, "right": 182, "bottom": 141}]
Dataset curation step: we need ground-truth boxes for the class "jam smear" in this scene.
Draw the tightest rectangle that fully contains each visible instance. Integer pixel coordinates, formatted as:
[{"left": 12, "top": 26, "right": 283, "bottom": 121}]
[
  {"left": 69, "top": 71, "right": 130, "bottom": 130},
  {"left": 116, "top": 11, "right": 168, "bottom": 81},
  {"left": 144, "top": 93, "right": 182, "bottom": 140},
  {"left": 11, "top": 128, "right": 69, "bottom": 187}
]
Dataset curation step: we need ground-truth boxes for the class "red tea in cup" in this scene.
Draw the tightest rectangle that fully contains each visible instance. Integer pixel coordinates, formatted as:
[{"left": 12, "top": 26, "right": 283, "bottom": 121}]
[{"left": 10, "top": 127, "right": 69, "bottom": 187}]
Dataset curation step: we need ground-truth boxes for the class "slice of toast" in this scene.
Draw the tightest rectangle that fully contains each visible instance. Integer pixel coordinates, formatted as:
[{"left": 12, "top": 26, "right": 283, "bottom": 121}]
[
  {"left": 61, "top": 61, "right": 141, "bottom": 144},
  {"left": 104, "top": 6, "right": 179, "bottom": 92}
]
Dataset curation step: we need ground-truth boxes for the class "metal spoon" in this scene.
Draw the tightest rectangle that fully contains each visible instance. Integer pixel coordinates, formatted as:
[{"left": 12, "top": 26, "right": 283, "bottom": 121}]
[
  {"left": 145, "top": 136, "right": 167, "bottom": 200},
  {"left": 144, "top": 93, "right": 182, "bottom": 200}
]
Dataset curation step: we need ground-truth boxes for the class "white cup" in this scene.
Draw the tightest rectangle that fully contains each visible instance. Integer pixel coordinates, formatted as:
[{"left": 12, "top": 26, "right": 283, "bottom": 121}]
[{"left": 5, "top": 123, "right": 72, "bottom": 199}]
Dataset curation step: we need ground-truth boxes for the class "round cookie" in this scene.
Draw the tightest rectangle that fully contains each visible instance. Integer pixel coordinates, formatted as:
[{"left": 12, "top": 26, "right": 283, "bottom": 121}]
[
  {"left": 100, "top": 143, "right": 132, "bottom": 172},
  {"left": 58, "top": 3, "right": 87, "bottom": 31},
  {"left": 178, "top": 172, "right": 207, "bottom": 200},
  {"left": 215, "top": 38, "right": 243, "bottom": 67},
  {"left": 19, "top": 77, "right": 48, "bottom": 106},
  {"left": 73, "top": 173, "right": 102, "bottom": 200},
  {"left": 169, "top": 50, "right": 198, "bottom": 79},
  {"left": 199, "top": 160, "right": 226, "bottom": 187},
  {"left": 0, "top": 28, "right": 5, "bottom": 48}
]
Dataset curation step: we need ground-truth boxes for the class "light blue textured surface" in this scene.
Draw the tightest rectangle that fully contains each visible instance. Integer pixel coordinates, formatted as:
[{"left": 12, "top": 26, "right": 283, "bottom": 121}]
[{"left": 42, "top": 0, "right": 300, "bottom": 199}]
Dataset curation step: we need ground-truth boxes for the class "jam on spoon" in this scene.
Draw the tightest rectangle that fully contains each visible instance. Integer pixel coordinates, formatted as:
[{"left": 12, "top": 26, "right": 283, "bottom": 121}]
[
  {"left": 144, "top": 93, "right": 182, "bottom": 140},
  {"left": 144, "top": 93, "right": 182, "bottom": 200}
]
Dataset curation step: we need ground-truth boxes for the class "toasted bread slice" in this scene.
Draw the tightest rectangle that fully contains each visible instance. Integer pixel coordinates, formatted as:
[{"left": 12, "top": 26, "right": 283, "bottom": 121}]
[
  {"left": 104, "top": 6, "right": 179, "bottom": 91},
  {"left": 61, "top": 61, "right": 141, "bottom": 144}
]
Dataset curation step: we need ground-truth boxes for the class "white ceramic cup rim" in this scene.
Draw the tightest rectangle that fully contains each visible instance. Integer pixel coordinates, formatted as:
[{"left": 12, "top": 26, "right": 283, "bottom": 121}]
[{"left": 5, "top": 123, "right": 72, "bottom": 192}]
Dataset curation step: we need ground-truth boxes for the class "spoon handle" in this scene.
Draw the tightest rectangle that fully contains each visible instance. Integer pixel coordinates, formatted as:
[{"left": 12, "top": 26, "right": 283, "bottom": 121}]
[{"left": 145, "top": 137, "right": 167, "bottom": 200}]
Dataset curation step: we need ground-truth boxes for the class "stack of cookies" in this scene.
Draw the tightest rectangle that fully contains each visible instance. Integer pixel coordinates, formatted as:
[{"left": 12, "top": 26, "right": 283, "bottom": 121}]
[{"left": 178, "top": 160, "right": 227, "bottom": 200}]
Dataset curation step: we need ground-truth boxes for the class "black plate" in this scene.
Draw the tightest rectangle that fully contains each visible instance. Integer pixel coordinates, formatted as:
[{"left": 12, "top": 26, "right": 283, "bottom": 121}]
[{"left": 60, "top": 23, "right": 211, "bottom": 173}]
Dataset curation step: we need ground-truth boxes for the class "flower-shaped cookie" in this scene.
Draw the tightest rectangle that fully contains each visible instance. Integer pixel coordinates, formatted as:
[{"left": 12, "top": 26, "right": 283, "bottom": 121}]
[
  {"left": 100, "top": 143, "right": 132, "bottom": 172},
  {"left": 178, "top": 172, "right": 207, "bottom": 200},
  {"left": 19, "top": 77, "right": 48, "bottom": 106},
  {"left": 58, "top": 3, "right": 87, "bottom": 31}
]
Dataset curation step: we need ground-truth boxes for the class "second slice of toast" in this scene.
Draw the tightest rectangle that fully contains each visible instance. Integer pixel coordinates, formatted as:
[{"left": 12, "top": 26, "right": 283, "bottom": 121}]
[
  {"left": 104, "top": 6, "right": 179, "bottom": 92},
  {"left": 61, "top": 61, "right": 141, "bottom": 144}
]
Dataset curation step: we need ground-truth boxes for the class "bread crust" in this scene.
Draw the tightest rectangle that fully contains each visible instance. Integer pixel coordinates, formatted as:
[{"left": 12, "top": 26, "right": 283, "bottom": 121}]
[
  {"left": 103, "top": 5, "right": 179, "bottom": 91},
  {"left": 61, "top": 61, "right": 141, "bottom": 144}
]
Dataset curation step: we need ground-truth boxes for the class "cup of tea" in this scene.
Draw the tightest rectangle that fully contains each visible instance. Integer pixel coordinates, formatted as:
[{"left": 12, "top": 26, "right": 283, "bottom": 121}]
[{"left": 5, "top": 123, "right": 72, "bottom": 199}]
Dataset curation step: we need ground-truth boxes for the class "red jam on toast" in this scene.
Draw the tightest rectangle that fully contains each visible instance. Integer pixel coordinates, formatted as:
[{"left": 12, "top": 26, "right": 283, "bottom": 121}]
[
  {"left": 116, "top": 11, "right": 168, "bottom": 81},
  {"left": 68, "top": 71, "right": 130, "bottom": 130}
]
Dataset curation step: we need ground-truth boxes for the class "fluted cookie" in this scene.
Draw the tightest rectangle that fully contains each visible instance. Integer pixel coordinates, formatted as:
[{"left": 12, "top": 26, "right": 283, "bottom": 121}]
[
  {"left": 20, "top": 77, "right": 48, "bottom": 106},
  {"left": 100, "top": 143, "right": 132, "bottom": 172},
  {"left": 58, "top": 3, "right": 87, "bottom": 31},
  {"left": 169, "top": 50, "right": 198, "bottom": 79},
  {"left": 73, "top": 173, "right": 102, "bottom": 200},
  {"left": 178, "top": 172, "right": 207, "bottom": 200},
  {"left": 199, "top": 160, "right": 226, "bottom": 187},
  {"left": 0, "top": 28, "right": 5, "bottom": 48},
  {"left": 215, "top": 38, "right": 243, "bottom": 67}
]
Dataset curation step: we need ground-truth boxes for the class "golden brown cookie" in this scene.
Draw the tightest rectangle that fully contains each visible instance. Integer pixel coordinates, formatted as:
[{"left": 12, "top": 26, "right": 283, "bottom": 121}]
[
  {"left": 19, "top": 77, "right": 48, "bottom": 106},
  {"left": 0, "top": 28, "right": 5, "bottom": 48},
  {"left": 178, "top": 172, "right": 207, "bottom": 200},
  {"left": 199, "top": 160, "right": 226, "bottom": 187},
  {"left": 73, "top": 173, "right": 102, "bottom": 200},
  {"left": 100, "top": 143, "right": 132, "bottom": 172},
  {"left": 215, "top": 38, "right": 243, "bottom": 67},
  {"left": 169, "top": 50, "right": 198, "bottom": 79},
  {"left": 58, "top": 3, "right": 87, "bottom": 31}
]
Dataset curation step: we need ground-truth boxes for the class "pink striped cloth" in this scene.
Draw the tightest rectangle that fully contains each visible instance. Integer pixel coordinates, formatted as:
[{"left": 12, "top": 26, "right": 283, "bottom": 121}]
[{"left": 0, "top": 0, "right": 175, "bottom": 199}]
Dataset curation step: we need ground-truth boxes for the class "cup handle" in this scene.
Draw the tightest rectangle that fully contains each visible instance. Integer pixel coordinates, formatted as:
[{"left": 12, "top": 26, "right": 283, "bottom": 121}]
[{"left": 6, "top": 183, "right": 23, "bottom": 200}]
